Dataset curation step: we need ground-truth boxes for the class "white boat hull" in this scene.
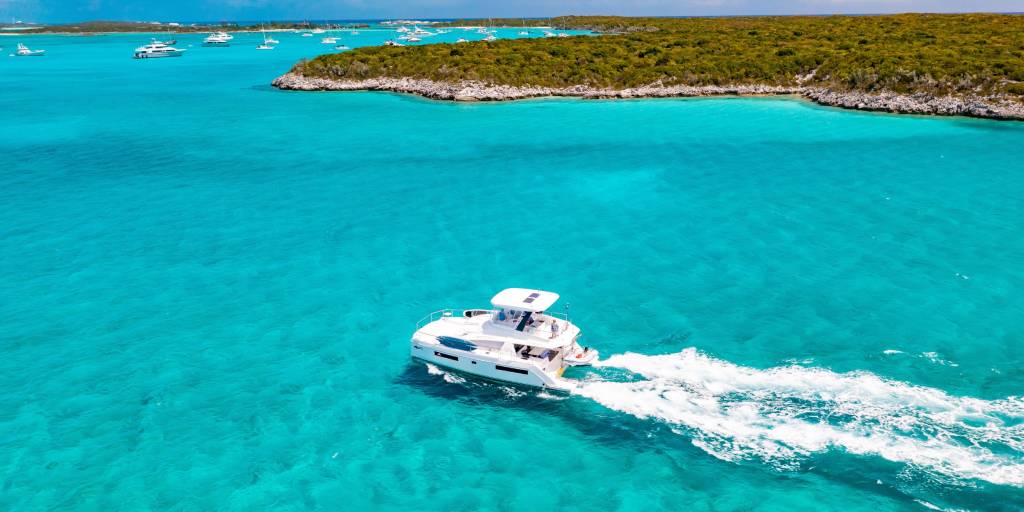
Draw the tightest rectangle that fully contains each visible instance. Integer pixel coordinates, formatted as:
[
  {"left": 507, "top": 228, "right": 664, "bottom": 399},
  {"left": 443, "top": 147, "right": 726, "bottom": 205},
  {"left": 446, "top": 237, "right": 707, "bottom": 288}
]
[
  {"left": 134, "top": 51, "right": 183, "bottom": 59},
  {"left": 411, "top": 334, "right": 571, "bottom": 390}
]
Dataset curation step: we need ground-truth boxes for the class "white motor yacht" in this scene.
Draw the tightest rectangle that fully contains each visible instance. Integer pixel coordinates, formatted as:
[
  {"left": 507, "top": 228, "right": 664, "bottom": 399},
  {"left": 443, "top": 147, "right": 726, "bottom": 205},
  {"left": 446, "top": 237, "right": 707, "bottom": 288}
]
[
  {"left": 334, "top": 44, "right": 350, "bottom": 51},
  {"left": 411, "top": 288, "right": 599, "bottom": 390},
  {"left": 213, "top": 31, "right": 233, "bottom": 40},
  {"left": 384, "top": 40, "right": 405, "bottom": 47},
  {"left": 203, "top": 33, "right": 231, "bottom": 46},
  {"left": 15, "top": 43, "right": 44, "bottom": 56},
  {"left": 133, "top": 40, "right": 186, "bottom": 58}
]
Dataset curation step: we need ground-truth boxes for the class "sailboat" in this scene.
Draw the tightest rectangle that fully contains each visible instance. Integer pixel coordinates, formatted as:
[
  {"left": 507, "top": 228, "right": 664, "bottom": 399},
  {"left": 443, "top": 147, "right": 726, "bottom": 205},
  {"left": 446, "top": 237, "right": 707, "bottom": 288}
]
[
  {"left": 257, "top": 25, "right": 277, "bottom": 49},
  {"left": 263, "top": 25, "right": 279, "bottom": 45}
]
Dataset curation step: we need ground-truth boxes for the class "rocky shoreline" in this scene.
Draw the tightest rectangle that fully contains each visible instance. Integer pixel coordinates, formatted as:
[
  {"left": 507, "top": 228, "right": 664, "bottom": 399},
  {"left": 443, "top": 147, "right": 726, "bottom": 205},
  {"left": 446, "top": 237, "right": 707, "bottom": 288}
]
[{"left": 272, "top": 72, "right": 1024, "bottom": 120}]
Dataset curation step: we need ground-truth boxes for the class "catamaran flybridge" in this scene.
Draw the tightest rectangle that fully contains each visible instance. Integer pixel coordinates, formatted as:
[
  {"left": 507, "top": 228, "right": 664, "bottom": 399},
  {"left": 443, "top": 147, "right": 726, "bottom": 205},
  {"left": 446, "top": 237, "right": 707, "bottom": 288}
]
[{"left": 411, "top": 288, "right": 599, "bottom": 390}]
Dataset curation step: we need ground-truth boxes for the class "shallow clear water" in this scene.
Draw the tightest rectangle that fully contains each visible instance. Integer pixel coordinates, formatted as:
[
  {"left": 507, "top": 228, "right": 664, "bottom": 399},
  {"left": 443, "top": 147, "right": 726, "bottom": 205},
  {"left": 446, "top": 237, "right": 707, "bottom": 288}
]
[{"left": 1, "top": 29, "right": 1023, "bottom": 511}]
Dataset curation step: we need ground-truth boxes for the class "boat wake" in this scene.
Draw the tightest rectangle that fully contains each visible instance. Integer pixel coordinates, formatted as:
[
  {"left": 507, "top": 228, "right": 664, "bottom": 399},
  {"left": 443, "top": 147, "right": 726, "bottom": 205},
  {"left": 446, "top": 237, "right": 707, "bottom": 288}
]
[
  {"left": 574, "top": 348, "right": 1024, "bottom": 487},
  {"left": 425, "top": 363, "right": 466, "bottom": 384}
]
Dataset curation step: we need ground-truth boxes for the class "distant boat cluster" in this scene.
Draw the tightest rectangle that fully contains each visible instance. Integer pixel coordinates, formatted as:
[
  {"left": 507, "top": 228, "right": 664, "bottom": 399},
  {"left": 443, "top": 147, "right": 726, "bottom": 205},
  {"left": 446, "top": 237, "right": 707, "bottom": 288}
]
[{"left": 11, "top": 24, "right": 571, "bottom": 60}]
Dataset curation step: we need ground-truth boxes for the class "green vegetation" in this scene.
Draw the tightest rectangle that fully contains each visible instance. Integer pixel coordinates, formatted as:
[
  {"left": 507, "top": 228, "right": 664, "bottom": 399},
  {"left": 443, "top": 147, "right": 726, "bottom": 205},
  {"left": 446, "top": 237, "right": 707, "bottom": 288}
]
[
  {"left": 295, "top": 14, "right": 1024, "bottom": 97},
  {"left": 436, "top": 16, "right": 661, "bottom": 33}
]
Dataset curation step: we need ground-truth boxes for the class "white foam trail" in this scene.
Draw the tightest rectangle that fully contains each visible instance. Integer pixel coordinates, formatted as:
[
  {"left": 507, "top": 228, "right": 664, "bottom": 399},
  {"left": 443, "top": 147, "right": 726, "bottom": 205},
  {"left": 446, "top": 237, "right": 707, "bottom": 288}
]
[
  {"left": 574, "top": 348, "right": 1024, "bottom": 487},
  {"left": 425, "top": 363, "right": 466, "bottom": 384}
]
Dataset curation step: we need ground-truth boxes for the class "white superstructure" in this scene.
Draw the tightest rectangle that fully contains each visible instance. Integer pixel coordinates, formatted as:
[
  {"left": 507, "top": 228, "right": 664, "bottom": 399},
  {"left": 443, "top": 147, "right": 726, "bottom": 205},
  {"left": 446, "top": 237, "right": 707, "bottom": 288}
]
[{"left": 411, "top": 288, "right": 598, "bottom": 390}]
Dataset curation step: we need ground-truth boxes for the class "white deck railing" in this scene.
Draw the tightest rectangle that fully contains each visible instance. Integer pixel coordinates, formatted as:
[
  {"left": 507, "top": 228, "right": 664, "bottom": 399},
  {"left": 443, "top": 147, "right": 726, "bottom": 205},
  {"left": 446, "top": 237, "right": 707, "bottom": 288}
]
[{"left": 416, "top": 308, "right": 570, "bottom": 329}]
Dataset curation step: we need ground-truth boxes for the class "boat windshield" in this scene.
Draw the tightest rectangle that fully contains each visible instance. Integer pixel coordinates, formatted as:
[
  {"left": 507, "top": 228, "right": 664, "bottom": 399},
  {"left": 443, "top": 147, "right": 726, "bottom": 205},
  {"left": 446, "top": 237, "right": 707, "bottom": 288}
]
[{"left": 493, "top": 308, "right": 565, "bottom": 338}]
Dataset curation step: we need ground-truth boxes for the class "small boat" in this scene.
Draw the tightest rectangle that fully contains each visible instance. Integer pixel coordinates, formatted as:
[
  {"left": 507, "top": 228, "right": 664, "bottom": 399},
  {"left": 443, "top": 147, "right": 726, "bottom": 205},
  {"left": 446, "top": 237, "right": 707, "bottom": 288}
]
[
  {"left": 256, "top": 43, "right": 274, "bottom": 50},
  {"left": 321, "top": 36, "right": 337, "bottom": 44},
  {"left": 456, "top": 38, "right": 468, "bottom": 43},
  {"left": 557, "top": 32, "right": 569, "bottom": 38},
  {"left": 399, "top": 35, "right": 421, "bottom": 42},
  {"left": 484, "top": 34, "right": 497, "bottom": 42},
  {"left": 203, "top": 33, "right": 230, "bottom": 46},
  {"left": 133, "top": 40, "right": 186, "bottom": 58},
  {"left": 396, "top": 26, "right": 409, "bottom": 33},
  {"left": 543, "top": 30, "right": 556, "bottom": 38},
  {"left": 260, "top": 25, "right": 278, "bottom": 45},
  {"left": 334, "top": 45, "right": 350, "bottom": 51},
  {"left": 301, "top": 32, "right": 313, "bottom": 37},
  {"left": 411, "top": 289, "right": 599, "bottom": 390},
  {"left": 384, "top": 40, "right": 404, "bottom": 47},
  {"left": 311, "top": 28, "right": 325, "bottom": 34},
  {"left": 518, "top": 31, "right": 529, "bottom": 36},
  {"left": 15, "top": 43, "right": 44, "bottom": 56},
  {"left": 350, "top": 30, "right": 359, "bottom": 35}
]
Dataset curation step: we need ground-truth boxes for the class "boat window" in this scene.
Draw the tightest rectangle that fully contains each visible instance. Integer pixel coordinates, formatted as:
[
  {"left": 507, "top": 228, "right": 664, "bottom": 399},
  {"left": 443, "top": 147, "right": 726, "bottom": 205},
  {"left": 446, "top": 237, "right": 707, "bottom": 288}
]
[
  {"left": 434, "top": 351, "right": 458, "bottom": 361},
  {"left": 495, "top": 365, "right": 528, "bottom": 375},
  {"left": 515, "top": 312, "right": 533, "bottom": 332}
]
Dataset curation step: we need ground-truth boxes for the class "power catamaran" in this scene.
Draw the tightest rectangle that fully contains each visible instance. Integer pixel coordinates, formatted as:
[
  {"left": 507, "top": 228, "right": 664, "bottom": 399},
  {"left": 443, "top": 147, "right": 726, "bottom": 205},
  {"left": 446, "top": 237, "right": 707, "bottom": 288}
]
[{"left": 411, "top": 288, "right": 599, "bottom": 390}]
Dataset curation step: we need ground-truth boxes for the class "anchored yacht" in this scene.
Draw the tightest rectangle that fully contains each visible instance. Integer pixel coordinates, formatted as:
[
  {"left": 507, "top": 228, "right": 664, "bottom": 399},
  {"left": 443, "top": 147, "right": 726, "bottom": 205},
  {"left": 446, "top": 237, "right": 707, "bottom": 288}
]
[
  {"left": 203, "top": 33, "right": 231, "bottom": 46},
  {"left": 133, "top": 40, "right": 186, "bottom": 59},
  {"left": 411, "top": 288, "right": 599, "bottom": 390}
]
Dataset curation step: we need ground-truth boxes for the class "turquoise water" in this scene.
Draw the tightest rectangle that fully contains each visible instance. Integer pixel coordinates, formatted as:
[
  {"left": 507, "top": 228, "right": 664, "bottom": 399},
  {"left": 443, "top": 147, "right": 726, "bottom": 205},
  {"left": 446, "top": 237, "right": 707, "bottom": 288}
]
[{"left": 2, "top": 29, "right": 1024, "bottom": 511}]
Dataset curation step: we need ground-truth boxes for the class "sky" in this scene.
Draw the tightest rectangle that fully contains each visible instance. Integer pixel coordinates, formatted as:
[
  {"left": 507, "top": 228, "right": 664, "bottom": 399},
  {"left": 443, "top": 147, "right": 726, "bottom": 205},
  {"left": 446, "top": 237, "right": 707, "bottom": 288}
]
[{"left": 3, "top": 0, "right": 1022, "bottom": 23}]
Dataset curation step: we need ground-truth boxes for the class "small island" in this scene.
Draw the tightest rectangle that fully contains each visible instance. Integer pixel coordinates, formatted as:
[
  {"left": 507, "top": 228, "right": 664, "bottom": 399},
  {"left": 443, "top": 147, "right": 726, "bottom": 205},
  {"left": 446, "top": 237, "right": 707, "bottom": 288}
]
[{"left": 273, "top": 14, "right": 1024, "bottom": 120}]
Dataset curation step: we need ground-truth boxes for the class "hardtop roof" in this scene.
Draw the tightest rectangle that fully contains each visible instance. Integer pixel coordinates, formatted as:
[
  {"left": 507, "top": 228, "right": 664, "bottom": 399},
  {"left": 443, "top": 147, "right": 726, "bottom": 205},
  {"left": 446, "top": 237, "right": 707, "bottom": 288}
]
[{"left": 490, "top": 288, "right": 560, "bottom": 312}]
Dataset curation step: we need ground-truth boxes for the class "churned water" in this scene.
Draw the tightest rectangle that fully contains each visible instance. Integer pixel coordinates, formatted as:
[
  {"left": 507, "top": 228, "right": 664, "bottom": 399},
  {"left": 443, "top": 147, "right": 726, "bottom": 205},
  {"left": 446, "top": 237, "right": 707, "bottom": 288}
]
[{"left": 1, "top": 28, "right": 1023, "bottom": 511}]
